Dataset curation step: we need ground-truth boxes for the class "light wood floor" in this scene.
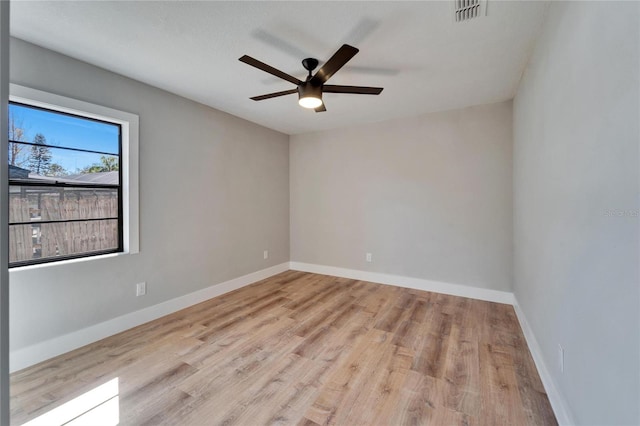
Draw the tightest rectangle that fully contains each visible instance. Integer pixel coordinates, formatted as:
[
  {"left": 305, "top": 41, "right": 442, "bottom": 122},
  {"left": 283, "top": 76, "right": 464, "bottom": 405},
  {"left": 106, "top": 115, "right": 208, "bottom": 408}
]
[{"left": 11, "top": 271, "right": 557, "bottom": 425}]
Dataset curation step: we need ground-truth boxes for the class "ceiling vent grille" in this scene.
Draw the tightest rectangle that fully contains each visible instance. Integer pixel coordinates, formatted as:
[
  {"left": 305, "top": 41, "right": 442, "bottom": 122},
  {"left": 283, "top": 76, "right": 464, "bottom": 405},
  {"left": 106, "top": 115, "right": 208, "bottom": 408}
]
[{"left": 454, "top": 0, "right": 487, "bottom": 22}]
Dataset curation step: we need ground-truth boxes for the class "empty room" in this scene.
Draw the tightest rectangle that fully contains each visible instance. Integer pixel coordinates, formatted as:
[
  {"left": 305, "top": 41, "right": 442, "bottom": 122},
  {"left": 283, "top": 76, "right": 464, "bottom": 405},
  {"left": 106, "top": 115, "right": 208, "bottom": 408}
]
[{"left": 0, "top": 1, "right": 638, "bottom": 425}]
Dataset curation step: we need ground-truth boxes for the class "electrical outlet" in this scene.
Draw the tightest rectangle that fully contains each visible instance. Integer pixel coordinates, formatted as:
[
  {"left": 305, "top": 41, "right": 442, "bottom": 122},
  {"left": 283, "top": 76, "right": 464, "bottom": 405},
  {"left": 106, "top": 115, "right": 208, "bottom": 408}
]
[
  {"left": 558, "top": 344, "right": 564, "bottom": 373},
  {"left": 136, "top": 282, "right": 146, "bottom": 297},
  {"left": 366, "top": 253, "right": 372, "bottom": 263},
  {"left": 263, "top": 250, "right": 269, "bottom": 260}
]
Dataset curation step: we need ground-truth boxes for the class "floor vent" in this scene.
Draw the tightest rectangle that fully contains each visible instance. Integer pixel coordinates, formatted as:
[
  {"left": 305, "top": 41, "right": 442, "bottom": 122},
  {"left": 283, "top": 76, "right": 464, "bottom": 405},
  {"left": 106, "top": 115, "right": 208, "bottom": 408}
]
[{"left": 454, "top": 0, "right": 487, "bottom": 22}]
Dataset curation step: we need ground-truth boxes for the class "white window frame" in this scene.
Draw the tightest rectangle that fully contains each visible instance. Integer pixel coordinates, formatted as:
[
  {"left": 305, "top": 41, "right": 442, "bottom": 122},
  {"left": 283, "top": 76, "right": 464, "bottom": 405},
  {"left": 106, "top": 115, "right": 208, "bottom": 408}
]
[{"left": 8, "top": 84, "right": 139, "bottom": 265}]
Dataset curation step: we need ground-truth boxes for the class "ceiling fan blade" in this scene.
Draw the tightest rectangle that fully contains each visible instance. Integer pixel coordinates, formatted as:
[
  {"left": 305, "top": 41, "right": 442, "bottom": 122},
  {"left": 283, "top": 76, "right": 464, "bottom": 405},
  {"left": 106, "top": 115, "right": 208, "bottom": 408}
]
[
  {"left": 315, "top": 104, "right": 327, "bottom": 113},
  {"left": 250, "top": 89, "right": 298, "bottom": 101},
  {"left": 311, "top": 44, "right": 359, "bottom": 85},
  {"left": 239, "top": 55, "right": 302, "bottom": 85},
  {"left": 323, "top": 85, "right": 384, "bottom": 95}
]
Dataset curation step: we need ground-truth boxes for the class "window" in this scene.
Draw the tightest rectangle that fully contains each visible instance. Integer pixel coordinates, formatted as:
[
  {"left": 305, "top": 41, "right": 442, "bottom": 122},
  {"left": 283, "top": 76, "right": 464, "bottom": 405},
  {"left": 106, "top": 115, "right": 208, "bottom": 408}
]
[{"left": 8, "top": 85, "right": 139, "bottom": 267}]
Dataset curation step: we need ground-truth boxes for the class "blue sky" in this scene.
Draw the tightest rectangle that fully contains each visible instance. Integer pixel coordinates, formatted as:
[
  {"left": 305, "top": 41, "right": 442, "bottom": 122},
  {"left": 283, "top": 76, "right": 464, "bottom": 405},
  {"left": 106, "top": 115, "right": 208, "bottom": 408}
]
[{"left": 9, "top": 103, "right": 119, "bottom": 173}]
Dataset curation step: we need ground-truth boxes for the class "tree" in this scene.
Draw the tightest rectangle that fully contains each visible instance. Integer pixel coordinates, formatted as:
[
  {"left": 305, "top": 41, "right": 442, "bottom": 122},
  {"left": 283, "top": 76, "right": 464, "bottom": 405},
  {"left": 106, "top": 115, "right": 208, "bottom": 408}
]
[
  {"left": 80, "top": 155, "right": 119, "bottom": 173},
  {"left": 28, "top": 133, "right": 52, "bottom": 175},
  {"left": 98, "top": 155, "right": 118, "bottom": 171},
  {"left": 8, "top": 109, "right": 28, "bottom": 167},
  {"left": 48, "top": 163, "right": 68, "bottom": 177}
]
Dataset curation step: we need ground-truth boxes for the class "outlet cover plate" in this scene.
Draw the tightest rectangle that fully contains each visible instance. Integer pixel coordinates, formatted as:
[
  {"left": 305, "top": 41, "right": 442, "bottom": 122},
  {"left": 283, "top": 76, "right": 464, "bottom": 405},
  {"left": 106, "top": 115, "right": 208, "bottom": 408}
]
[{"left": 136, "top": 282, "right": 146, "bottom": 297}]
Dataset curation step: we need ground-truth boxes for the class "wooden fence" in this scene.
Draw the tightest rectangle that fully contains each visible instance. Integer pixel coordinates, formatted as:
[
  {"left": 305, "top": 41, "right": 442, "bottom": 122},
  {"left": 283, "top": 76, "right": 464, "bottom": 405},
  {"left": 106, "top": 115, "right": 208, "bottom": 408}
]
[{"left": 9, "top": 191, "right": 118, "bottom": 263}]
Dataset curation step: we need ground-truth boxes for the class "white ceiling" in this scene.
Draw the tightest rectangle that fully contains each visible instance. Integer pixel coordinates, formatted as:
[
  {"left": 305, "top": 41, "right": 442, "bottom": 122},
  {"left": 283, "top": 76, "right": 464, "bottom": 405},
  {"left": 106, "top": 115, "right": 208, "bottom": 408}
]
[{"left": 10, "top": 1, "right": 548, "bottom": 135}]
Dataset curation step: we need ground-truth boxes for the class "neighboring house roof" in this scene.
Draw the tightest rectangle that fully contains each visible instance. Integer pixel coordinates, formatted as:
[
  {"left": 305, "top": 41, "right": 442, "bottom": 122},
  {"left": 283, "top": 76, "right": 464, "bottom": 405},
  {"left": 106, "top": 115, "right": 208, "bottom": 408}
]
[
  {"left": 9, "top": 164, "right": 30, "bottom": 179},
  {"left": 63, "top": 171, "right": 118, "bottom": 185}
]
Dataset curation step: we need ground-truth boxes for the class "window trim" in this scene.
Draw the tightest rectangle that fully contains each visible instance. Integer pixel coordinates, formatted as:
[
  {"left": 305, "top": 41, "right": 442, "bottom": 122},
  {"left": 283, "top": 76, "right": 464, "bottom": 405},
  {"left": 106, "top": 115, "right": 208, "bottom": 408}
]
[
  {"left": 8, "top": 101, "right": 123, "bottom": 266},
  {"left": 8, "top": 84, "right": 139, "bottom": 268}
]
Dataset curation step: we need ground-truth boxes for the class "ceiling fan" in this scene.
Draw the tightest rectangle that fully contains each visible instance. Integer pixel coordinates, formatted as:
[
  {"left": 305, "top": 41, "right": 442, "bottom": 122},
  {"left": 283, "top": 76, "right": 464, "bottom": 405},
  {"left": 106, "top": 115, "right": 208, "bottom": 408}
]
[{"left": 239, "top": 44, "right": 383, "bottom": 112}]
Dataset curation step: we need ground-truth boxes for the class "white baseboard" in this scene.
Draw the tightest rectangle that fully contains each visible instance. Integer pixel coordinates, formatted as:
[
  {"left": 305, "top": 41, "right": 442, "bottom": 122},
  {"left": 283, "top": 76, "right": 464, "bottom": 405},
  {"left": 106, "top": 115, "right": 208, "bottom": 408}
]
[
  {"left": 513, "top": 297, "right": 574, "bottom": 425},
  {"left": 289, "top": 262, "right": 514, "bottom": 305},
  {"left": 10, "top": 262, "right": 289, "bottom": 373}
]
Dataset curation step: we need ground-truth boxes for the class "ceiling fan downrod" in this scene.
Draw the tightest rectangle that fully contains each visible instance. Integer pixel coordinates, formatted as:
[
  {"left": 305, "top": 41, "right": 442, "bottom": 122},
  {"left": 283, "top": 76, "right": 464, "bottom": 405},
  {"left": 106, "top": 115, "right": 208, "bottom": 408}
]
[{"left": 301, "top": 58, "right": 319, "bottom": 80}]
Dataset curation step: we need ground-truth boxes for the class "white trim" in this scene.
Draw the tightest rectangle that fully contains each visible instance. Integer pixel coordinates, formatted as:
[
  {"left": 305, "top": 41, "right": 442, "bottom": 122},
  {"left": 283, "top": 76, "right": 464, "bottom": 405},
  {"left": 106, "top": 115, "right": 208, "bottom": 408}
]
[
  {"left": 8, "top": 83, "right": 140, "bottom": 255},
  {"left": 10, "top": 262, "right": 289, "bottom": 372},
  {"left": 513, "top": 297, "right": 575, "bottom": 425},
  {"left": 289, "top": 262, "right": 514, "bottom": 305}
]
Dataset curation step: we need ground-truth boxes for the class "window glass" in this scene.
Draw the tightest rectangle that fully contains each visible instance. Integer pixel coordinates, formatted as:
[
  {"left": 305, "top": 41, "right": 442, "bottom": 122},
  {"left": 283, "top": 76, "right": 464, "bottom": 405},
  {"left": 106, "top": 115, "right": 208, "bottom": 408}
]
[
  {"left": 8, "top": 102, "right": 122, "bottom": 266},
  {"left": 9, "top": 103, "right": 119, "bottom": 154}
]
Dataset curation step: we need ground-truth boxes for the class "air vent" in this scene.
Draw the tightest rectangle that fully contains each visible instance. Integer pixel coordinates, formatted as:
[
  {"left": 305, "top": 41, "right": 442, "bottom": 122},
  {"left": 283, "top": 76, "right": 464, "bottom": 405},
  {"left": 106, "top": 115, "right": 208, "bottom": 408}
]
[{"left": 454, "top": 0, "right": 487, "bottom": 22}]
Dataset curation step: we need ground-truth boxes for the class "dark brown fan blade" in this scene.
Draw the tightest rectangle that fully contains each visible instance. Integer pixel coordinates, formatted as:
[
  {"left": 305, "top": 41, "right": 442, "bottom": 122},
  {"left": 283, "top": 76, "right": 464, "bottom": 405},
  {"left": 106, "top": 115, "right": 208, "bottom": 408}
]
[
  {"left": 323, "top": 85, "right": 384, "bottom": 95},
  {"left": 315, "top": 103, "right": 327, "bottom": 113},
  {"left": 310, "top": 44, "right": 359, "bottom": 85},
  {"left": 239, "top": 55, "right": 302, "bottom": 85},
  {"left": 250, "top": 89, "right": 298, "bottom": 101}
]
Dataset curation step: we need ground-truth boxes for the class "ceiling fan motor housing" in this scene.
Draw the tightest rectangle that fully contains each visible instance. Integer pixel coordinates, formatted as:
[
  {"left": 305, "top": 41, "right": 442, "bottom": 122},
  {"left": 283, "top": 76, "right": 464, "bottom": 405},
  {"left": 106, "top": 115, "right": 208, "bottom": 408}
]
[{"left": 298, "top": 81, "right": 323, "bottom": 108}]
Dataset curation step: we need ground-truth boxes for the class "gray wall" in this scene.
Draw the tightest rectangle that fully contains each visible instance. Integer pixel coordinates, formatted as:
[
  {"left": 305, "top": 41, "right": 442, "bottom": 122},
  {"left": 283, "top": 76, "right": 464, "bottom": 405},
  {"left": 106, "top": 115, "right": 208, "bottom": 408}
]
[
  {"left": 291, "top": 101, "right": 513, "bottom": 292},
  {"left": 9, "top": 38, "right": 290, "bottom": 351},
  {"left": 513, "top": 2, "right": 639, "bottom": 425}
]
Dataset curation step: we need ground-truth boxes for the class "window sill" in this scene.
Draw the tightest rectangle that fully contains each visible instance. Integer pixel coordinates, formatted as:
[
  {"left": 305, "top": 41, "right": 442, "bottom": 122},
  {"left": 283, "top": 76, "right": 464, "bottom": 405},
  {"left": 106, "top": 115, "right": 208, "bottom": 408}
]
[{"left": 9, "top": 251, "right": 136, "bottom": 272}]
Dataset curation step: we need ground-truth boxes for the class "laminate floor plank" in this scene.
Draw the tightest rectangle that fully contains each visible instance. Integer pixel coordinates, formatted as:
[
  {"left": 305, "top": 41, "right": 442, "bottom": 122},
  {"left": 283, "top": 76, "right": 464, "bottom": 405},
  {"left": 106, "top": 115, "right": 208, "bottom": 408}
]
[
  {"left": 302, "top": 329, "right": 393, "bottom": 426},
  {"left": 388, "top": 370, "right": 443, "bottom": 425},
  {"left": 10, "top": 271, "right": 557, "bottom": 426},
  {"left": 441, "top": 324, "right": 481, "bottom": 417}
]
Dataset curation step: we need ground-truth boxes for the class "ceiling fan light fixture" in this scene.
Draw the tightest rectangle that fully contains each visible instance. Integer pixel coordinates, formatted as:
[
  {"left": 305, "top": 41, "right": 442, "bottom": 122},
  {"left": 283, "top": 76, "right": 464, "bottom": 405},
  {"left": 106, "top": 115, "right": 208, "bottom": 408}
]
[
  {"left": 297, "top": 83, "right": 323, "bottom": 109},
  {"left": 298, "top": 96, "right": 323, "bottom": 109}
]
